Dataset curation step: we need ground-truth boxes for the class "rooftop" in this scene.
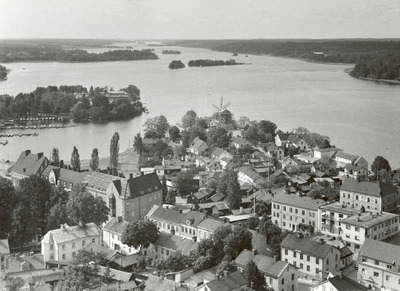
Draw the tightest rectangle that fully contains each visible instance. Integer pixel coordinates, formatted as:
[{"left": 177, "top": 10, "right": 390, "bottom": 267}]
[
  {"left": 335, "top": 152, "right": 358, "bottom": 161},
  {"left": 155, "top": 233, "right": 198, "bottom": 255},
  {"left": 340, "top": 211, "right": 399, "bottom": 228},
  {"left": 340, "top": 179, "right": 397, "bottom": 197},
  {"left": 273, "top": 191, "right": 325, "bottom": 210},
  {"left": 281, "top": 234, "right": 336, "bottom": 259},
  {"left": 359, "top": 239, "right": 400, "bottom": 265},
  {"left": 0, "top": 238, "right": 10, "bottom": 254},
  {"left": 205, "top": 270, "right": 247, "bottom": 291},
  {"left": 314, "top": 274, "right": 369, "bottom": 291},
  {"left": 197, "top": 218, "right": 224, "bottom": 232},
  {"left": 319, "top": 201, "right": 360, "bottom": 216},
  {"left": 102, "top": 217, "right": 129, "bottom": 235},
  {"left": 41, "top": 223, "right": 99, "bottom": 244},
  {"left": 11, "top": 150, "right": 47, "bottom": 176}
]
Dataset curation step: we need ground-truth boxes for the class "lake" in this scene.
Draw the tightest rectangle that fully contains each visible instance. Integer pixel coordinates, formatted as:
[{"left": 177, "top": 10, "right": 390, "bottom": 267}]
[{"left": 0, "top": 44, "right": 399, "bottom": 168}]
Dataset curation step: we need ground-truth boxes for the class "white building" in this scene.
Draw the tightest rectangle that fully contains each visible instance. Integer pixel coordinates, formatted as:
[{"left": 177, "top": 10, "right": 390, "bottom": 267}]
[
  {"left": 41, "top": 223, "right": 100, "bottom": 264},
  {"left": 102, "top": 217, "right": 138, "bottom": 255}
]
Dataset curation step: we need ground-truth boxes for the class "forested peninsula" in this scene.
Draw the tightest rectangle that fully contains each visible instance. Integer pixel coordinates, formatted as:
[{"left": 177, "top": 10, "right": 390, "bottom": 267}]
[
  {"left": 168, "top": 39, "right": 400, "bottom": 81},
  {"left": 0, "top": 84, "right": 143, "bottom": 121}
]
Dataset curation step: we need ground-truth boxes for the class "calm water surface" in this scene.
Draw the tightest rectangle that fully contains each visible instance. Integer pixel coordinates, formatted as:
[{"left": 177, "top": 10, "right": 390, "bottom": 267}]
[{"left": 0, "top": 45, "right": 399, "bottom": 168}]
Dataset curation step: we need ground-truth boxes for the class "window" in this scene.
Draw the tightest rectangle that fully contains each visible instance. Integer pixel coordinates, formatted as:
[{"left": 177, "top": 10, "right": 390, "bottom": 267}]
[
  {"left": 302, "top": 210, "right": 305, "bottom": 215},
  {"left": 292, "top": 274, "right": 294, "bottom": 280},
  {"left": 316, "top": 258, "right": 319, "bottom": 264},
  {"left": 307, "top": 255, "right": 310, "bottom": 262},
  {"left": 270, "top": 278, "right": 273, "bottom": 284},
  {"left": 307, "top": 265, "right": 310, "bottom": 271},
  {"left": 386, "top": 275, "right": 390, "bottom": 281},
  {"left": 293, "top": 252, "right": 296, "bottom": 258},
  {"left": 355, "top": 236, "right": 360, "bottom": 241},
  {"left": 92, "top": 238, "right": 95, "bottom": 244},
  {"left": 346, "top": 225, "right": 350, "bottom": 230},
  {"left": 166, "top": 250, "right": 170, "bottom": 256},
  {"left": 300, "top": 254, "right": 303, "bottom": 260},
  {"left": 355, "top": 227, "right": 360, "bottom": 232},
  {"left": 345, "top": 233, "right": 350, "bottom": 239},
  {"left": 300, "top": 263, "right": 303, "bottom": 269},
  {"left": 50, "top": 244, "right": 53, "bottom": 250},
  {"left": 281, "top": 278, "right": 284, "bottom": 284},
  {"left": 375, "top": 260, "right": 379, "bottom": 265},
  {"left": 356, "top": 195, "right": 359, "bottom": 200},
  {"left": 373, "top": 272, "right": 379, "bottom": 278},
  {"left": 62, "top": 254, "right": 66, "bottom": 260},
  {"left": 295, "top": 209, "right": 298, "bottom": 214},
  {"left": 50, "top": 255, "right": 54, "bottom": 260},
  {"left": 285, "top": 249, "right": 288, "bottom": 255},
  {"left": 62, "top": 244, "right": 65, "bottom": 250},
  {"left": 72, "top": 252, "right": 76, "bottom": 257}
]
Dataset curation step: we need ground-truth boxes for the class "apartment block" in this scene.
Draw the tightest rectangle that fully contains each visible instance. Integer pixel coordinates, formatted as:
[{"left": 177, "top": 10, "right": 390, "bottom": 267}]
[
  {"left": 272, "top": 191, "right": 325, "bottom": 232},
  {"left": 358, "top": 239, "right": 400, "bottom": 290}
]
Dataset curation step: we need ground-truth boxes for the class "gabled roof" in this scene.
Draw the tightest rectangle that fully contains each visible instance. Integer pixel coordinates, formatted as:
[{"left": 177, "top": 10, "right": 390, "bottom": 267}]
[
  {"left": 340, "top": 179, "right": 397, "bottom": 197},
  {"left": 231, "top": 137, "right": 251, "bottom": 146},
  {"left": 197, "top": 217, "right": 224, "bottom": 232},
  {"left": 190, "top": 137, "right": 209, "bottom": 153},
  {"left": 287, "top": 134, "right": 304, "bottom": 145},
  {"left": 111, "top": 252, "right": 143, "bottom": 268},
  {"left": 147, "top": 205, "right": 206, "bottom": 226},
  {"left": 328, "top": 275, "right": 369, "bottom": 291},
  {"left": 235, "top": 249, "right": 274, "bottom": 273},
  {"left": 205, "top": 270, "right": 247, "bottom": 291},
  {"left": 281, "top": 234, "right": 336, "bottom": 259},
  {"left": 102, "top": 217, "right": 129, "bottom": 235},
  {"left": 83, "top": 172, "right": 120, "bottom": 192},
  {"left": 41, "top": 223, "right": 99, "bottom": 244},
  {"left": 236, "top": 166, "right": 261, "bottom": 181},
  {"left": 97, "top": 265, "right": 133, "bottom": 282},
  {"left": 84, "top": 243, "right": 119, "bottom": 262},
  {"left": 155, "top": 233, "right": 198, "bottom": 255},
  {"left": 359, "top": 239, "right": 400, "bottom": 265},
  {"left": 272, "top": 191, "right": 325, "bottom": 210},
  {"left": 123, "top": 172, "right": 162, "bottom": 199},
  {"left": 11, "top": 150, "right": 47, "bottom": 176}
]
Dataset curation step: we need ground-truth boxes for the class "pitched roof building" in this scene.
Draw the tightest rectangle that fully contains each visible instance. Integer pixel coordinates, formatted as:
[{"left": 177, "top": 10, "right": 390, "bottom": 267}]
[{"left": 10, "top": 150, "right": 49, "bottom": 185}]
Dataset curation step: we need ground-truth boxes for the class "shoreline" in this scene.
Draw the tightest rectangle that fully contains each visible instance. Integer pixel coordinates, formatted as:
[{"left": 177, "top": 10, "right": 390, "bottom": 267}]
[{"left": 351, "top": 76, "right": 400, "bottom": 85}]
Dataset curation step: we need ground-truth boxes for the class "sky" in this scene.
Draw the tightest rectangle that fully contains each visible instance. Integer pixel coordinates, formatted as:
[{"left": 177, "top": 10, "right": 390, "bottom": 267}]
[{"left": 0, "top": 0, "right": 399, "bottom": 39}]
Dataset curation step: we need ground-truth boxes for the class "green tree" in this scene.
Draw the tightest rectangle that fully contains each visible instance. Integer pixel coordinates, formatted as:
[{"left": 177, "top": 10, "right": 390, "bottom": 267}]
[
  {"left": 169, "top": 126, "right": 181, "bottom": 142},
  {"left": 182, "top": 110, "right": 197, "bottom": 128},
  {"left": 143, "top": 115, "right": 170, "bottom": 139},
  {"left": 165, "top": 189, "right": 176, "bottom": 205},
  {"left": 17, "top": 176, "right": 53, "bottom": 235},
  {"left": 165, "top": 251, "right": 193, "bottom": 272},
  {"left": 245, "top": 260, "right": 265, "bottom": 290},
  {"left": 161, "top": 176, "right": 168, "bottom": 203},
  {"left": 66, "top": 185, "right": 109, "bottom": 226},
  {"left": 371, "top": 156, "right": 391, "bottom": 177},
  {"left": 226, "top": 170, "right": 241, "bottom": 210},
  {"left": 89, "top": 148, "right": 99, "bottom": 172},
  {"left": 207, "top": 127, "right": 232, "bottom": 148},
  {"left": 133, "top": 133, "right": 144, "bottom": 154},
  {"left": 9, "top": 202, "right": 37, "bottom": 248},
  {"left": 0, "top": 177, "right": 14, "bottom": 238},
  {"left": 71, "top": 146, "right": 81, "bottom": 172},
  {"left": 216, "top": 260, "right": 237, "bottom": 277},
  {"left": 122, "top": 220, "right": 159, "bottom": 249},
  {"left": 110, "top": 132, "right": 120, "bottom": 175},
  {"left": 52, "top": 147, "right": 60, "bottom": 165},
  {"left": 173, "top": 171, "right": 198, "bottom": 196},
  {"left": 224, "top": 226, "right": 253, "bottom": 260}
]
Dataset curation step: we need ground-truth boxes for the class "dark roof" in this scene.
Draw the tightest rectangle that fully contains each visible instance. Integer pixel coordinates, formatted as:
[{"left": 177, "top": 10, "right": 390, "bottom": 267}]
[
  {"left": 197, "top": 218, "right": 224, "bottom": 232},
  {"left": 328, "top": 275, "right": 370, "bottom": 291},
  {"left": 124, "top": 172, "right": 162, "bottom": 198},
  {"left": 340, "top": 179, "right": 397, "bottom": 197},
  {"left": 11, "top": 150, "right": 48, "bottom": 176},
  {"left": 235, "top": 250, "right": 274, "bottom": 273},
  {"left": 231, "top": 137, "right": 251, "bottom": 146},
  {"left": 205, "top": 271, "right": 247, "bottom": 291},
  {"left": 335, "top": 152, "right": 358, "bottom": 161},
  {"left": 84, "top": 243, "right": 119, "bottom": 262},
  {"left": 359, "top": 239, "right": 400, "bottom": 264},
  {"left": 102, "top": 217, "right": 129, "bottom": 235},
  {"left": 155, "top": 233, "right": 198, "bottom": 255},
  {"left": 190, "top": 137, "right": 209, "bottom": 153},
  {"left": 148, "top": 205, "right": 206, "bottom": 226},
  {"left": 281, "top": 234, "right": 336, "bottom": 259},
  {"left": 112, "top": 253, "right": 143, "bottom": 268}
]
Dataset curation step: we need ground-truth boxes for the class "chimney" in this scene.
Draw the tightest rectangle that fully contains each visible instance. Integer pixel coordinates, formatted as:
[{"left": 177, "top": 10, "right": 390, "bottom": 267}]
[
  {"left": 78, "top": 221, "right": 84, "bottom": 227},
  {"left": 37, "top": 152, "right": 43, "bottom": 159},
  {"left": 117, "top": 216, "right": 122, "bottom": 223},
  {"left": 273, "top": 255, "right": 278, "bottom": 262},
  {"left": 252, "top": 249, "right": 258, "bottom": 256},
  {"left": 129, "top": 173, "right": 133, "bottom": 179},
  {"left": 320, "top": 238, "right": 325, "bottom": 245},
  {"left": 193, "top": 236, "right": 197, "bottom": 243},
  {"left": 60, "top": 160, "right": 64, "bottom": 168},
  {"left": 25, "top": 150, "right": 31, "bottom": 156},
  {"left": 179, "top": 209, "right": 183, "bottom": 214}
]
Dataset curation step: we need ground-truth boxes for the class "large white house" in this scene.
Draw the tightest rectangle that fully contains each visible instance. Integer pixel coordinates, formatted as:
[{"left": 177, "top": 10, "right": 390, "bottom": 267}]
[{"left": 41, "top": 223, "right": 100, "bottom": 264}]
